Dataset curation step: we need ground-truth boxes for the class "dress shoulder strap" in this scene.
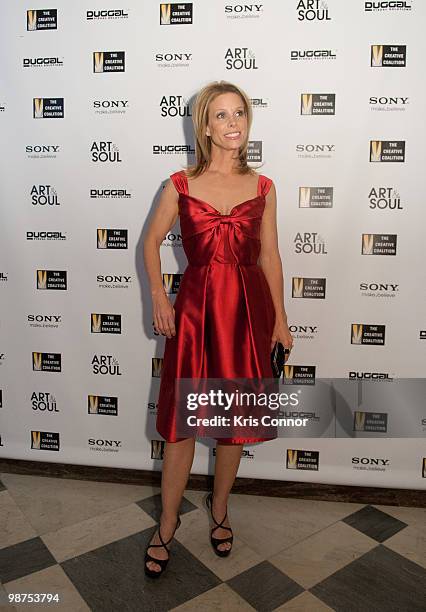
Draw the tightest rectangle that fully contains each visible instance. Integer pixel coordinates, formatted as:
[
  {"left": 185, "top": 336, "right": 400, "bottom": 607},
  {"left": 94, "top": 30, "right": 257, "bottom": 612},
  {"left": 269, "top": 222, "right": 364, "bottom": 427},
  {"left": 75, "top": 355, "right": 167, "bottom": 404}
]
[
  {"left": 170, "top": 170, "right": 189, "bottom": 195},
  {"left": 258, "top": 174, "right": 273, "bottom": 197}
]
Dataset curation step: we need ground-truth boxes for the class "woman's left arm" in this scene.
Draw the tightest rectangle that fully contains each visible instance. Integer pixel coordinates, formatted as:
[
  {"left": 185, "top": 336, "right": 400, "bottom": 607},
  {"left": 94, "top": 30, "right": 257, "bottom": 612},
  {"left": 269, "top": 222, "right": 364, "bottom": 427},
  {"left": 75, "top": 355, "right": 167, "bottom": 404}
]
[{"left": 258, "top": 181, "right": 293, "bottom": 351}]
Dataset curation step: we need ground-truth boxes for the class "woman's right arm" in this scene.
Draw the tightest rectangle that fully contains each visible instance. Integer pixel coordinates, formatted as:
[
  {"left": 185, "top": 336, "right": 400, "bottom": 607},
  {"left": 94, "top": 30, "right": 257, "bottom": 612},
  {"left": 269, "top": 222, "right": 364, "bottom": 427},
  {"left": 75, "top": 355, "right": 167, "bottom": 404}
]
[{"left": 143, "top": 179, "right": 179, "bottom": 339}]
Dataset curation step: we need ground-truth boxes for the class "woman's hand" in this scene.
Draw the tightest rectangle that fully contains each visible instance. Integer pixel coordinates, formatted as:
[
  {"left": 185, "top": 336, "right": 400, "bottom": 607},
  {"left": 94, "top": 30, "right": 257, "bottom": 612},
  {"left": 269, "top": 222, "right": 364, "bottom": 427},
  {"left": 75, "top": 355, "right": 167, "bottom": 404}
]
[
  {"left": 152, "top": 290, "right": 176, "bottom": 338},
  {"left": 270, "top": 321, "right": 294, "bottom": 361}
]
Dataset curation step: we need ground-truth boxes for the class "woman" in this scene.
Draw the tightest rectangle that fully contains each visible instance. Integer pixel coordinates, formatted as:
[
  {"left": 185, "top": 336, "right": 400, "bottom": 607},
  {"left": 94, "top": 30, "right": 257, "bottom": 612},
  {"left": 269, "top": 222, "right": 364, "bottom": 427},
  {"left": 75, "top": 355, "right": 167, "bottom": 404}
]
[{"left": 142, "top": 80, "right": 293, "bottom": 577}]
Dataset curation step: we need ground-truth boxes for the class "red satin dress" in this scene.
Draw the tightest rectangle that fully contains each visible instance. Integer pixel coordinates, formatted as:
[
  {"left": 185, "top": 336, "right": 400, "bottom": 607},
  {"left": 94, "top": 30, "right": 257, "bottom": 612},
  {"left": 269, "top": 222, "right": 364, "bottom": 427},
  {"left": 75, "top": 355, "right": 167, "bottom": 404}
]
[{"left": 156, "top": 170, "right": 276, "bottom": 444}]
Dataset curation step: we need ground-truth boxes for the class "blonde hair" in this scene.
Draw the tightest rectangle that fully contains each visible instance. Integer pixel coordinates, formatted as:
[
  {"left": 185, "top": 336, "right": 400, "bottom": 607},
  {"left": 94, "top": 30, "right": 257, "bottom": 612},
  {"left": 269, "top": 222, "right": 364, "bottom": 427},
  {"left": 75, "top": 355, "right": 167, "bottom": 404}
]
[{"left": 185, "top": 81, "right": 256, "bottom": 178}]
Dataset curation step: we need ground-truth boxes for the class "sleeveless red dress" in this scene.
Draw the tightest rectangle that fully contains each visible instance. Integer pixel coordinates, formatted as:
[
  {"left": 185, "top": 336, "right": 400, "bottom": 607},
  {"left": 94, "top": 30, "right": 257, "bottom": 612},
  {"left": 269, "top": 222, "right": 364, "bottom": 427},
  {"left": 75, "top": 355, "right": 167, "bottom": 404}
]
[{"left": 156, "top": 170, "right": 276, "bottom": 444}]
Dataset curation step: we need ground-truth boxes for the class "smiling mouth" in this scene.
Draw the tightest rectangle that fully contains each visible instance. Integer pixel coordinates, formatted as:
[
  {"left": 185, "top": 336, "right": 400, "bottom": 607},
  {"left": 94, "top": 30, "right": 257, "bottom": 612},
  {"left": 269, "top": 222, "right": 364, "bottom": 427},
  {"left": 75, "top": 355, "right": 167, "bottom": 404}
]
[{"left": 224, "top": 131, "right": 241, "bottom": 139}]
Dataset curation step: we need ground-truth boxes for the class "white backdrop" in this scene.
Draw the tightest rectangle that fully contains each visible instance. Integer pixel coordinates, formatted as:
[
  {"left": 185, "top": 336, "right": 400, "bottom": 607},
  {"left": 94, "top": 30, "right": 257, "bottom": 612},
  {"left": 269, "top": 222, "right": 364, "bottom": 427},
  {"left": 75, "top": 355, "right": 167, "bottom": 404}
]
[{"left": 0, "top": 1, "right": 425, "bottom": 489}]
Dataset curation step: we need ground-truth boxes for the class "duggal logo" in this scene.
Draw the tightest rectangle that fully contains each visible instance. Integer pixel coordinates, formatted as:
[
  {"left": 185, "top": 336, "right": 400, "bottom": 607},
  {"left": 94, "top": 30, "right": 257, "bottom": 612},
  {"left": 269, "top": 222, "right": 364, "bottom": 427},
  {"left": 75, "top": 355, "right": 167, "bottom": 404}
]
[
  {"left": 160, "top": 3, "right": 193, "bottom": 24},
  {"left": 351, "top": 324, "right": 386, "bottom": 345},
  {"left": 97, "top": 229, "right": 128, "bottom": 249},
  {"left": 87, "top": 9, "right": 129, "bottom": 20},
  {"left": 370, "top": 141, "right": 405, "bottom": 162},
  {"left": 27, "top": 9, "right": 57, "bottom": 30},
  {"left": 365, "top": 1, "right": 412, "bottom": 11},
  {"left": 362, "top": 234, "right": 397, "bottom": 255},
  {"left": 225, "top": 48, "right": 258, "bottom": 70},
  {"left": 91, "top": 141, "right": 122, "bottom": 162},
  {"left": 36, "top": 270, "right": 67, "bottom": 290},
  {"left": 368, "top": 187, "right": 402, "bottom": 210},
  {"left": 88, "top": 395, "right": 119, "bottom": 416},
  {"left": 291, "top": 49, "right": 336, "bottom": 61},
  {"left": 251, "top": 98, "right": 268, "bottom": 109},
  {"left": 354, "top": 411, "right": 388, "bottom": 433},
  {"left": 32, "top": 352, "right": 62, "bottom": 372},
  {"left": 23, "top": 57, "right": 63, "bottom": 68},
  {"left": 159, "top": 95, "right": 191, "bottom": 118},
  {"left": 162, "top": 273, "right": 182, "bottom": 294},
  {"left": 93, "top": 51, "right": 125, "bottom": 73},
  {"left": 33, "top": 98, "right": 64, "bottom": 118},
  {"left": 299, "top": 187, "right": 333, "bottom": 208},
  {"left": 27, "top": 231, "right": 66, "bottom": 241},
  {"left": 297, "top": 0, "right": 331, "bottom": 21},
  {"left": 294, "top": 232, "right": 328, "bottom": 255},
  {"left": 287, "top": 449, "right": 319, "bottom": 470},
  {"left": 31, "top": 185, "right": 60, "bottom": 206},
  {"left": 91, "top": 313, "right": 122, "bottom": 334},
  {"left": 31, "top": 430, "right": 60, "bottom": 450},
  {"left": 91, "top": 188, "right": 131, "bottom": 198},
  {"left": 152, "top": 144, "right": 195, "bottom": 155},
  {"left": 371, "top": 45, "right": 406, "bottom": 66},
  {"left": 292, "top": 277, "right": 326, "bottom": 299},
  {"left": 301, "top": 93, "right": 335, "bottom": 115}
]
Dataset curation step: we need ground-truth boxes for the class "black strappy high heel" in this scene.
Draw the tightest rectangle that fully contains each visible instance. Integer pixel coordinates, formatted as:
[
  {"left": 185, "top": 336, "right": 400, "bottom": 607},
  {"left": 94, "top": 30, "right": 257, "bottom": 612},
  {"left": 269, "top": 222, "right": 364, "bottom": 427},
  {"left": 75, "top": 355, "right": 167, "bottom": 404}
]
[
  {"left": 205, "top": 492, "right": 234, "bottom": 557},
  {"left": 144, "top": 515, "right": 181, "bottom": 578}
]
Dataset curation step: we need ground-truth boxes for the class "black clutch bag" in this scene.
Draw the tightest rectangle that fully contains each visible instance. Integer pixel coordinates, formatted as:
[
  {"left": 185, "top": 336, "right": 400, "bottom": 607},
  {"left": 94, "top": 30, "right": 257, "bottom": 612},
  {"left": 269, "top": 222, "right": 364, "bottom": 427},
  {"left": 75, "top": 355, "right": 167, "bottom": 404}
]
[{"left": 271, "top": 341, "right": 287, "bottom": 378}]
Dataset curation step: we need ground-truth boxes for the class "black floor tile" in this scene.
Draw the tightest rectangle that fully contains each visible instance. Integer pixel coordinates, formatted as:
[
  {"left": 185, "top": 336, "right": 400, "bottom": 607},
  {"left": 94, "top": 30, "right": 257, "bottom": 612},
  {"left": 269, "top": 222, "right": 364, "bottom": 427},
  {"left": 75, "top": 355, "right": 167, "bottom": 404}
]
[
  {"left": 227, "top": 560, "right": 304, "bottom": 612},
  {"left": 61, "top": 525, "right": 221, "bottom": 612},
  {"left": 310, "top": 544, "right": 426, "bottom": 612},
  {"left": 0, "top": 537, "right": 57, "bottom": 583},
  {"left": 137, "top": 493, "right": 198, "bottom": 523},
  {"left": 342, "top": 505, "right": 407, "bottom": 542}
]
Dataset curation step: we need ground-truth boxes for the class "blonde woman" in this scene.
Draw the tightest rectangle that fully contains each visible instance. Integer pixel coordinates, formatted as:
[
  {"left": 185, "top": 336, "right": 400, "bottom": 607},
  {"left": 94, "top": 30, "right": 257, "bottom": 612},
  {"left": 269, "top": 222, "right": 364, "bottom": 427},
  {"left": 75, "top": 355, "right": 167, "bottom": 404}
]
[{"left": 143, "top": 80, "right": 293, "bottom": 577}]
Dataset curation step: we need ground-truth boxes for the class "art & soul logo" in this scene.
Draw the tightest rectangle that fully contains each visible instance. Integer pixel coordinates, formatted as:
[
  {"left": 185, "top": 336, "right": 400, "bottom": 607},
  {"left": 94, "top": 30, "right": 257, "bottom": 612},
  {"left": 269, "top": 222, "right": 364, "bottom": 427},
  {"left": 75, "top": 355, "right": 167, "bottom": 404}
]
[
  {"left": 31, "top": 185, "right": 60, "bottom": 206},
  {"left": 368, "top": 187, "right": 402, "bottom": 210},
  {"left": 31, "top": 392, "right": 58, "bottom": 413},
  {"left": 92, "top": 355, "right": 122, "bottom": 376},
  {"left": 296, "top": 0, "right": 331, "bottom": 21},
  {"left": 159, "top": 95, "right": 191, "bottom": 118},
  {"left": 91, "top": 141, "right": 122, "bottom": 162},
  {"left": 225, "top": 48, "right": 258, "bottom": 70},
  {"left": 294, "top": 232, "right": 328, "bottom": 255}
]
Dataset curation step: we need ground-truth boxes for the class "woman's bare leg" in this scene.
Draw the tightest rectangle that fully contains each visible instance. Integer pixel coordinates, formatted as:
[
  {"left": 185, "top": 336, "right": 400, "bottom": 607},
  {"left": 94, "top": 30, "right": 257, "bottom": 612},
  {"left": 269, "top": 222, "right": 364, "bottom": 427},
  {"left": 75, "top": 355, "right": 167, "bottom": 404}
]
[
  {"left": 211, "top": 442, "right": 244, "bottom": 552},
  {"left": 146, "top": 437, "right": 196, "bottom": 572}
]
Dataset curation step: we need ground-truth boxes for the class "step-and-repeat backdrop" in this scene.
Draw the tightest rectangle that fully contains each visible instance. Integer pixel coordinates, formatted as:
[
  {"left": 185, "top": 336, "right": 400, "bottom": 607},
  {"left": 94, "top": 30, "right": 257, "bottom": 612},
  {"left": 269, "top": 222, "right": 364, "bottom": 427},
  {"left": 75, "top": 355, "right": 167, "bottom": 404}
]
[{"left": 1, "top": 1, "right": 425, "bottom": 489}]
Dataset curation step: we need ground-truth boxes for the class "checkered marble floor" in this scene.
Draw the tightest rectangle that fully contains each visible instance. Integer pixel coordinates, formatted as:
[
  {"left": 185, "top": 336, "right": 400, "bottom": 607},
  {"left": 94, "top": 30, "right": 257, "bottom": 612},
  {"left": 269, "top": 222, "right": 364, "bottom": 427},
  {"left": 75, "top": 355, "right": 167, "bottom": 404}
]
[{"left": 0, "top": 472, "right": 425, "bottom": 611}]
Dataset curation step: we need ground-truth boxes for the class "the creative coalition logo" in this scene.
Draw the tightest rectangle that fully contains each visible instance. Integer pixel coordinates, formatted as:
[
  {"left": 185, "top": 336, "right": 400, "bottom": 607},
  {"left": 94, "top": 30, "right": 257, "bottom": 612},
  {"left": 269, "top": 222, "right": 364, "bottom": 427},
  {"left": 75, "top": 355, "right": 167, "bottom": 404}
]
[
  {"left": 371, "top": 45, "right": 406, "bottom": 67},
  {"left": 27, "top": 230, "right": 66, "bottom": 241},
  {"left": 301, "top": 93, "right": 335, "bottom": 115},
  {"left": 97, "top": 274, "right": 132, "bottom": 289},
  {"left": 32, "top": 352, "right": 62, "bottom": 372},
  {"left": 351, "top": 324, "right": 386, "bottom": 345},
  {"left": 151, "top": 439, "right": 166, "bottom": 459},
  {"left": 248, "top": 141, "right": 262, "bottom": 162},
  {"left": 152, "top": 357, "right": 163, "bottom": 378},
  {"left": 289, "top": 324, "right": 318, "bottom": 341},
  {"left": 359, "top": 282, "right": 399, "bottom": 298},
  {"left": 296, "top": 143, "right": 335, "bottom": 159},
  {"left": 365, "top": 1, "right": 412, "bottom": 11},
  {"left": 224, "top": 4, "right": 263, "bottom": 18},
  {"left": 88, "top": 395, "right": 119, "bottom": 416},
  {"left": 287, "top": 449, "right": 319, "bottom": 470},
  {"left": 162, "top": 231, "right": 182, "bottom": 248},
  {"left": 294, "top": 232, "right": 328, "bottom": 255},
  {"left": 31, "top": 185, "right": 60, "bottom": 206},
  {"left": 91, "top": 314, "right": 122, "bottom": 334},
  {"left": 92, "top": 354, "right": 122, "bottom": 376},
  {"left": 31, "top": 392, "right": 58, "bottom": 413},
  {"left": 93, "top": 100, "right": 129, "bottom": 115},
  {"left": 93, "top": 51, "right": 125, "bottom": 73},
  {"left": 291, "top": 48, "right": 336, "bottom": 61},
  {"left": 349, "top": 371, "right": 393, "bottom": 381},
  {"left": 153, "top": 144, "right": 195, "bottom": 155},
  {"left": 28, "top": 314, "right": 62, "bottom": 329},
  {"left": 23, "top": 56, "right": 63, "bottom": 68},
  {"left": 27, "top": 9, "right": 57, "bottom": 30},
  {"left": 91, "top": 188, "right": 131, "bottom": 199},
  {"left": 163, "top": 273, "right": 182, "bottom": 294},
  {"left": 86, "top": 9, "right": 129, "bottom": 20},
  {"left": 88, "top": 438, "right": 122, "bottom": 452},
  {"left": 354, "top": 411, "right": 388, "bottom": 433},
  {"left": 283, "top": 365, "right": 316, "bottom": 385},
  {"left": 251, "top": 97, "right": 268, "bottom": 110},
  {"left": 297, "top": 0, "right": 331, "bottom": 21},
  {"left": 351, "top": 456, "right": 390, "bottom": 472},
  {"left": 368, "top": 187, "right": 402, "bottom": 210},
  {"left": 31, "top": 431, "right": 60, "bottom": 451},
  {"left": 160, "top": 3, "right": 193, "bottom": 24},
  {"left": 299, "top": 187, "right": 333, "bottom": 208},
  {"left": 362, "top": 234, "right": 397, "bottom": 256},
  {"left": 26, "top": 144, "right": 60, "bottom": 159},
  {"left": 91, "top": 141, "right": 122, "bottom": 162},
  {"left": 159, "top": 95, "right": 191, "bottom": 118},
  {"left": 225, "top": 48, "right": 258, "bottom": 70},
  {"left": 370, "top": 141, "right": 405, "bottom": 162},
  {"left": 33, "top": 98, "right": 64, "bottom": 118},
  {"left": 292, "top": 277, "right": 326, "bottom": 299},
  {"left": 97, "top": 229, "right": 128, "bottom": 249},
  {"left": 155, "top": 52, "right": 192, "bottom": 68},
  {"left": 369, "top": 96, "right": 409, "bottom": 112},
  {"left": 36, "top": 270, "right": 67, "bottom": 290}
]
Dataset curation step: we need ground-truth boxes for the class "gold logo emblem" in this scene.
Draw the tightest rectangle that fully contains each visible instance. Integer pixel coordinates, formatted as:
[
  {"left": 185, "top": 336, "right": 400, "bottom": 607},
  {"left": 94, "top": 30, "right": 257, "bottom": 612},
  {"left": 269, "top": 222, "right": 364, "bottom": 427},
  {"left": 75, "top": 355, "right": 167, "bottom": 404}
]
[
  {"left": 97, "top": 229, "right": 107, "bottom": 249},
  {"left": 160, "top": 4, "right": 171, "bottom": 24},
  {"left": 301, "top": 94, "right": 312, "bottom": 115},
  {"left": 299, "top": 187, "right": 310, "bottom": 208},
  {"left": 92, "top": 313, "right": 101, "bottom": 333},
  {"left": 371, "top": 45, "right": 383, "bottom": 67},
  {"left": 352, "top": 324, "right": 363, "bottom": 344},
  {"left": 362, "top": 234, "right": 374, "bottom": 255},
  {"left": 370, "top": 140, "right": 382, "bottom": 162},
  {"left": 27, "top": 10, "right": 37, "bottom": 30},
  {"left": 354, "top": 411, "right": 365, "bottom": 431},
  {"left": 31, "top": 430, "right": 41, "bottom": 449},
  {"left": 88, "top": 395, "right": 99, "bottom": 414},
  {"left": 287, "top": 449, "right": 298, "bottom": 468},
  {"left": 37, "top": 269, "right": 47, "bottom": 289},
  {"left": 33, "top": 352, "right": 42, "bottom": 370},
  {"left": 292, "top": 277, "right": 304, "bottom": 298},
  {"left": 34, "top": 98, "right": 43, "bottom": 118},
  {"left": 94, "top": 52, "right": 104, "bottom": 73}
]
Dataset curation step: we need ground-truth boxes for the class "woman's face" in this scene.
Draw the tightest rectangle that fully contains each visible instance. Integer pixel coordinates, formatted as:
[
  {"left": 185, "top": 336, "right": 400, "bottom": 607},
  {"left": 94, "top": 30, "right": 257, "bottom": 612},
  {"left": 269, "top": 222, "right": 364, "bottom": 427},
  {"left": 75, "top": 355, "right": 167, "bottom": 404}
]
[{"left": 205, "top": 92, "right": 248, "bottom": 153}]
